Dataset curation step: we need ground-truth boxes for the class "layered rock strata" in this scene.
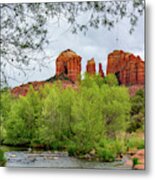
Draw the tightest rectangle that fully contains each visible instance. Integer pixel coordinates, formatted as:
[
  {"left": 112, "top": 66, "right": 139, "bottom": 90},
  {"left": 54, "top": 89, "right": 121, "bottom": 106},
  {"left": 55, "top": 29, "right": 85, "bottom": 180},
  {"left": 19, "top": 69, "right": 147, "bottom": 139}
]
[{"left": 107, "top": 50, "right": 144, "bottom": 85}]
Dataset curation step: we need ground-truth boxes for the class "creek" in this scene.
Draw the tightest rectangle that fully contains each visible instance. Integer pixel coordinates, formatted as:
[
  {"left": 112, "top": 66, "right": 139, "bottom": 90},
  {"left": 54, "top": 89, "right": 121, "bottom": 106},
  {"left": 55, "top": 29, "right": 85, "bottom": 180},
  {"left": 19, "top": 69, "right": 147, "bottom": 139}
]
[{"left": 1, "top": 145, "right": 131, "bottom": 169}]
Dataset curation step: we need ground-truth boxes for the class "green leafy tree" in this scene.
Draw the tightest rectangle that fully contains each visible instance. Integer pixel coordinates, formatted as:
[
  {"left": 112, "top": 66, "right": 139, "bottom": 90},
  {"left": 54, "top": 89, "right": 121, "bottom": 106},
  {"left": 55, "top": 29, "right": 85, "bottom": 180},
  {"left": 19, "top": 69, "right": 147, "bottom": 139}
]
[
  {"left": 71, "top": 84, "right": 104, "bottom": 154},
  {"left": 100, "top": 85, "right": 131, "bottom": 138},
  {"left": 0, "top": 89, "right": 12, "bottom": 143},
  {"left": 38, "top": 83, "right": 76, "bottom": 149},
  {"left": 128, "top": 89, "right": 144, "bottom": 132},
  {"left": 81, "top": 73, "right": 100, "bottom": 88},
  {"left": 38, "top": 84, "right": 61, "bottom": 146},
  {"left": 4, "top": 86, "right": 42, "bottom": 145},
  {"left": 0, "top": 149, "right": 6, "bottom": 166},
  {"left": 59, "top": 87, "right": 76, "bottom": 139},
  {"left": 104, "top": 74, "right": 118, "bottom": 86}
]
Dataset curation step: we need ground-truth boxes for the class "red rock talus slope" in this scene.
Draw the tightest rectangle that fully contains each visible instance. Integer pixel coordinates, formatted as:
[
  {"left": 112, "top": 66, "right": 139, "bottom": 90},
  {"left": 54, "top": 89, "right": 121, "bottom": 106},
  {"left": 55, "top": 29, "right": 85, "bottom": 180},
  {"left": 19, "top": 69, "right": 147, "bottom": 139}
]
[
  {"left": 11, "top": 80, "right": 77, "bottom": 96},
  {"left": 11, "top": 81, "right": 47, "bottom": 96},
  {"left": 86, "top": 58, "right": 96, "bottom": 75},
  {"left": 107, "top": 50, "right": 144, "bottom": 86},
  {"left": 128, "top": 84, "right": 144, "bottom": 96},
  {"left": 56, "top": 49, "right": 81, "bottom": 83}
]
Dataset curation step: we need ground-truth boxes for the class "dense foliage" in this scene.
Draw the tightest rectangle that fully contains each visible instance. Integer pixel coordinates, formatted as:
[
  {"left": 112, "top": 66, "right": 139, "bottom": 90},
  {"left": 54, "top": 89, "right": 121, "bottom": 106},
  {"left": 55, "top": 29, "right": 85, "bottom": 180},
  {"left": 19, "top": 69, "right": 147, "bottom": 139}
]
[
  {"left": 128, "top": 89, "right": 144, "bottom": 132},
  {"left": 0, "top": 74, "right": 144, "bottom": 161},
  {"left": 0, "top": 149, "right": 6, "bottom": 166}
]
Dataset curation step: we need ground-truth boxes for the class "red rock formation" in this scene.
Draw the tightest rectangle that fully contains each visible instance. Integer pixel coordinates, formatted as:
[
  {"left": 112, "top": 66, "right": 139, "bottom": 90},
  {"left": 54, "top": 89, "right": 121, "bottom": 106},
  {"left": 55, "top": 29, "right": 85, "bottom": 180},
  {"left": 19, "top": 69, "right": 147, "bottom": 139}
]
[
  {"left": 11, "top": 81, "right": 47, "bottom": 96},
  {"left": 56, "top": 49, "right": 81, "bottom": 83},
  {"left": 99, "top": 63, "right": 104, "bottom": 78},
  {"left": 11, "top": 49, "right": 81, "bottom": 96},
  {"left": 106, "top": 50, "right": 144, "bottom": 85},
  {"left": 132, "top": 149, "right": 145, "bottom": 170},
  {"left": 11, "top": 49, "right": 145, "bottom": 97},
  {"left": 86, "top": 58, "right": 96, "bottom": 75},
  {"left": 11, "top": 80, "right": 78, "bottom": 97}
]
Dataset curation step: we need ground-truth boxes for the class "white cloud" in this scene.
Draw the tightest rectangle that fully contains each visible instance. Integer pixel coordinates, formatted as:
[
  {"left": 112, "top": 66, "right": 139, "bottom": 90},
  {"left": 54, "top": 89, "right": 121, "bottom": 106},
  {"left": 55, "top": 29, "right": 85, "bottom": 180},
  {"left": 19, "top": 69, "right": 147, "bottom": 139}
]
[{"left": 6, "top": 1, "right": 145, "bottom": 87}]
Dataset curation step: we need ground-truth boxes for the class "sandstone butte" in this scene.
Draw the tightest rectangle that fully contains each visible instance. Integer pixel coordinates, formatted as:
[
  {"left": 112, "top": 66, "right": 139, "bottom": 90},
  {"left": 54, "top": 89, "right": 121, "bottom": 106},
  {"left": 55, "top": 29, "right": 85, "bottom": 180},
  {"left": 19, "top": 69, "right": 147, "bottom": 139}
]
[
  {"left": 11, "top": 49, "right": 81, "bottom": 96},
  {"left": 11, "top": 49, "right": 144, "bottom": 96},
  {"left": 56, "top": 49, "right": 82, "bottom": 82},
  {"left": 107, "top": 50, "right": 144, "bottom": 86}
]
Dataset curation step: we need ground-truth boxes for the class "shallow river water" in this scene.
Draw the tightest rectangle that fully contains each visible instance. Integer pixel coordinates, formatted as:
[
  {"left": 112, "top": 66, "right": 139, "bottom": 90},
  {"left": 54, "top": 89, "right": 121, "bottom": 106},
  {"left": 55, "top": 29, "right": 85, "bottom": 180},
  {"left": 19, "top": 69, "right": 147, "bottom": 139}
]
[{"left": 1, "top": 146, "right": 131, "bottom": 169}]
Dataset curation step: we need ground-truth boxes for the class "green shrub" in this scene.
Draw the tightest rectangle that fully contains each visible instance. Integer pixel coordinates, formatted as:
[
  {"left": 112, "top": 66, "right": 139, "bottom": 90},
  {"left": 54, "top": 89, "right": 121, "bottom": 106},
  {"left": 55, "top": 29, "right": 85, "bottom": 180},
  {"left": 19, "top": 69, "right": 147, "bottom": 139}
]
[
  {"left": 129, "top": 112, "right": 144, "bottom": 132},
  {"left": 4, "top": 86, "right": 42, "bottom": 145},
  {"left": 67, "top": 141, "right": 77, "bottom": 156},
  {"left": 81, "top": 73, "right": 99, "bottom": 88},
  {"left": 0, "top": 149, "right": 6, "bottom": 166},
  {"left": 96, "top": 139, "right": 117, "bottom": 162},
  {"left": 128, "top": 89, "right": 144, "bottom": 132},
  {"left": 71, "top": 84, "right": 104, "bottom": 154},
  {"left": 50, "top": 141, "right": 66, "bottom": 151},
  {"left": 114, "top": 138, "right": 127, "bottom": 154},
  {"left": 39, "top": 84, "right": 61, "bottom": 144},
  {"left": 133, "top": 158, "right": 139, "bottom": 166},
  {"left": 96, "top": 137, "right": 127, "bottom": 162},
  {"left": 104, "top": 74, "right": 118, "bottom": 86},
  {"left": 0, "top": 90, "right": 13, "bottom": 143},
  {"left": 37, "top": 83, "right": 74, "bottom": 146},
  {"left": 100, "top": 85, "right": 131, "bottom": 138},
  {"left": 126, "top": 133, "right": 144, "bottom": 150}
]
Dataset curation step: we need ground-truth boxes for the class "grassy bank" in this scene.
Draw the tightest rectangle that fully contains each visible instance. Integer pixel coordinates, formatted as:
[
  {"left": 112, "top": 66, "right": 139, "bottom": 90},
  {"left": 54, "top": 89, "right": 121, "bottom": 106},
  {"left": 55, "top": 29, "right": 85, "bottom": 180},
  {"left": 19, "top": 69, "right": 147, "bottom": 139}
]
[{"left": 0, "top": 149, "right": 6, "bottom": 166}]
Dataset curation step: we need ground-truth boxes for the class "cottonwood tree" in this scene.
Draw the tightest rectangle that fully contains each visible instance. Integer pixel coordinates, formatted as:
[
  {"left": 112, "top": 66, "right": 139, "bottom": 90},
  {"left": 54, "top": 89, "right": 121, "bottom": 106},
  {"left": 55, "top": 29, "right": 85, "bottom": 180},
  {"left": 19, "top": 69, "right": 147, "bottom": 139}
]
[{"left": 0, "top": 0, "right": 144, "bottom": 86}]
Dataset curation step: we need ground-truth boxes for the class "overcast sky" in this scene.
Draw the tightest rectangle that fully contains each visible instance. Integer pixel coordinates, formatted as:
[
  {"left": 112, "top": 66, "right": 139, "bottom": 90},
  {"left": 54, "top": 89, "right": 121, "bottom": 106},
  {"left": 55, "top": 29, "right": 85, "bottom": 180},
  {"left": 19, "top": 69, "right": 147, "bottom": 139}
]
[{"left": 6, "top": 1, "right": 145, "bottom": 87}]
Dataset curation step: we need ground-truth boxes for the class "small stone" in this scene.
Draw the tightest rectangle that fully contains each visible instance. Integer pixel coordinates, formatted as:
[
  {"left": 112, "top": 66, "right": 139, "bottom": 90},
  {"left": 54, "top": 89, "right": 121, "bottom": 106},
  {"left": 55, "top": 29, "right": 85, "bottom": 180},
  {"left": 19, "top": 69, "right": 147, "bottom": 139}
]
[
  {"left": 125, "top": 160, "right": 133, "bottom": 167},
  {"left": 138, "top": 158, "right": 144, "bottom": 164},
  {"left": 134, "top": 164, "right": 145, "bottom": 170},
  {"left": 89, "top": 149, "right": 96, "bottom": 156},
  {"left": 84, "top": 154, "right": 91, "bottom": 160},
  {"left": 11, "top": 154, "right": 16, "bottom": 158},
  {"left": 128, "top": 149, "right": 137, "bottom": 156},
  {"left": 53, "top": 157, "right": 58, "bottom": 160},
  {"left": 136, "top": 149, "right": 144, "bottom": 156},
  {"left": 115, "top": 157, "right": 122, "bottom": 161}
]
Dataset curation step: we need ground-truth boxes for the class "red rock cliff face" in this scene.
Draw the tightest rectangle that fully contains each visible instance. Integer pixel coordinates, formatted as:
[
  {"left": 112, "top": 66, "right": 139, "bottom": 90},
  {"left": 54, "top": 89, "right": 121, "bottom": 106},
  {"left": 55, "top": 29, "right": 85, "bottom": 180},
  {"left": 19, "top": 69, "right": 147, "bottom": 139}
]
[
  {"left": 86, "top": 58, "right": 96, "bottom": 75},
  {"left": 11, "top": 49, "right": 144, "bottom": 96},
  {"left": 107, "top": 50, "right": 144, "bottom": 85},
  {"left": 56, "top": 49, "right": 81, "bottom": 83},
  {"left": 99, "top": 63, "right": 104, "bottom": 78},
  {"left": 86, "top": 59, "right": 104, "bottom": 78}
]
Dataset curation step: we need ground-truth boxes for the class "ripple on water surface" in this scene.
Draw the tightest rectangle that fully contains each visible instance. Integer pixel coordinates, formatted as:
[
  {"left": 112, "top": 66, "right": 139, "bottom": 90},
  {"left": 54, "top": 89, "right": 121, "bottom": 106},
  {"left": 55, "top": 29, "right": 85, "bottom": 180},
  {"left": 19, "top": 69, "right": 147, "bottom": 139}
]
[{"left": 4, "top": 150, "right": 131, "bottom": 169}]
